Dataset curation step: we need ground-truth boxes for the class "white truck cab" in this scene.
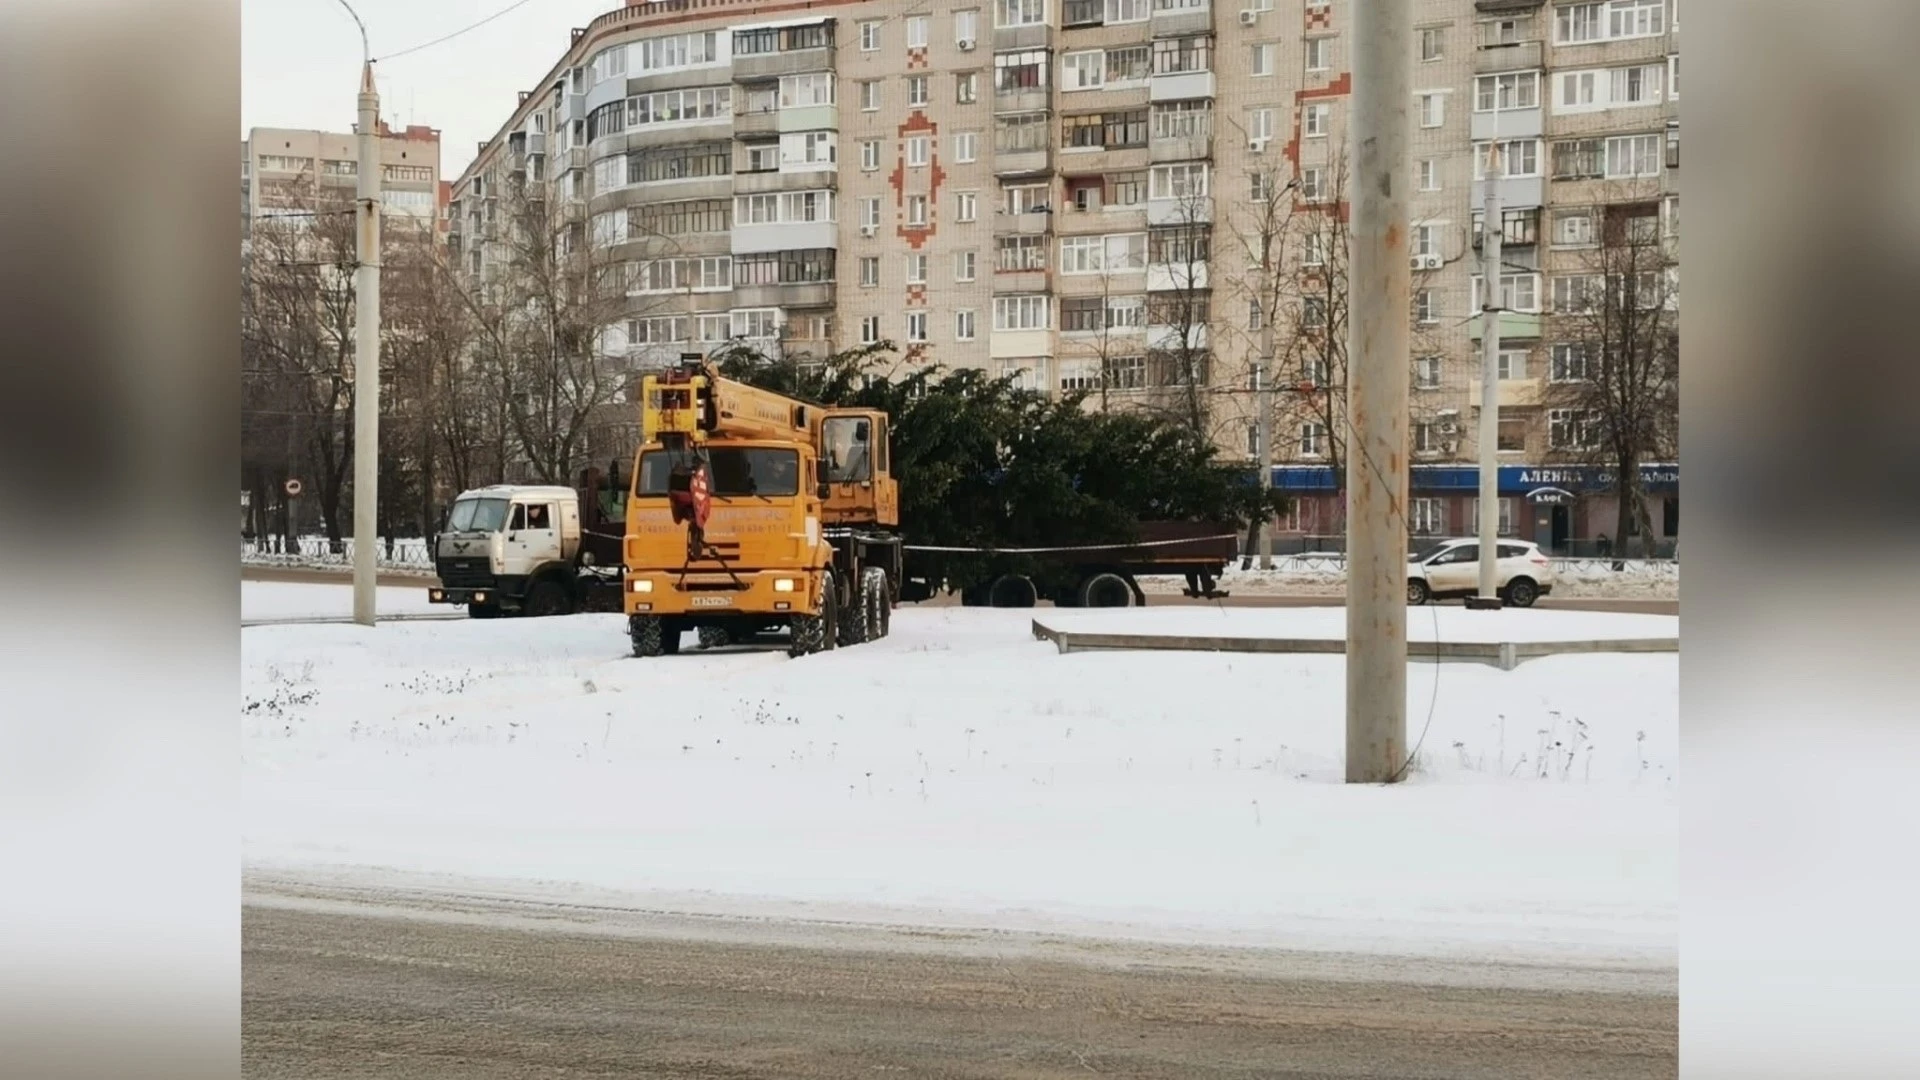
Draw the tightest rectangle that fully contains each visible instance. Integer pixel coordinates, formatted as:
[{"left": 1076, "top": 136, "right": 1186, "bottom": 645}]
[{"left": 428, "top": 485, "right": 603, "bottom": 617}]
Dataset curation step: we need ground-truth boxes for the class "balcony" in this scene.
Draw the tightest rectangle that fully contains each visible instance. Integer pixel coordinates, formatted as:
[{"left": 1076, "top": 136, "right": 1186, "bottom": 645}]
[
  {"left": 1149, "top": 70, "right": 1215, "bottom": 102},
  {"left": 1475, "top": 39, "right": 1543, "bottom": 73},
  {"left": 1148, "top": 322, "right": 1207, "bottom": 351},
  {"left": 989, "top": 328, "right": 1053, "bottom": 360},
  {"left": 1471, "top": 175, "right": 1544, "bottom": 210},
  {"left": 732, "top": 220, "right": 837, "bottom": 255},
  {"left": 994, "top": 23, "right": 1053, "bottom": 50},
  {"left": 734, "top": 108, "right": 780, "bottom": 138},
  {"left": 731, "top": 168, "right": 837, "bottom": 195},
  {"left": 995, "top": 88, "right": 1052, "bottom": 115},
  {"left": 995, "top": 210, "right": 1053, "bottom": 235},
  {"left": 1147, "top": 195, "right": 1210, "bottom": 226},
  {"left": 994, "top": 147, "right": 1054, "bottom": 177},
  {"left": 1150, "top": 6, "right": 1212, "bottom": 38},
  {"left": 992, "top": 268, "right": 1050, "bottom": 294},
  {"left": 1470, "top": 107, "right": 1543, "bottom": 141},
  {"left": 526, "top": 132, "right": 546, "bottom": 155},
  {"left": 731, "top": 47, "right": 834, "bottom": 83},
  {"left": 1149, "top": 133, "right": 1211, "bottom": 163},
  {"left": 732, "top": 281, "right": 835, "bottom": 309},
  {"left": 778, "top": 104, "right": 838, "bottom": 133},
  {"left": 1467, "top": 310, "right": 1543, "bottom": 341},
  {"left": 1147, "top": 261, "right": 1206, "bottom": 291}
]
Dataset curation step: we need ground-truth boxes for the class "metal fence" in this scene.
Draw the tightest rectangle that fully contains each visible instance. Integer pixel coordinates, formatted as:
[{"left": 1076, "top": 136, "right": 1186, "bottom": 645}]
[
  {"left": 1254, "top": 534, "right": 1677, "bottom": 561},
  {"left": 243, "top": 536, "right": 434, "bottom": 570}
]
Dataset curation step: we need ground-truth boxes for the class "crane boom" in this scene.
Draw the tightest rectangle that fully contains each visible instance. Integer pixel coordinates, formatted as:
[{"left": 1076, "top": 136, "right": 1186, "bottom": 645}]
[{"left": 641, "top": 364, "right": 820, "bottom": 448}]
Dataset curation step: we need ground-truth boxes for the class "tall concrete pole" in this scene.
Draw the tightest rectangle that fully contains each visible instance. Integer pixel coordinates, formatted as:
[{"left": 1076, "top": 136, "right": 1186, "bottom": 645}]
[
  {"left": 1475, "top": 146, "right": 1503, "bottom": 605},
  {"left": 1344, "top": 0, "right": 1411, "bottom": 784},
  {"left": 352, "top": 59, "right": 382, "bottom": 626},
  {"left": 1255, "top": 354, "right": 1273, "bottom": 571}
]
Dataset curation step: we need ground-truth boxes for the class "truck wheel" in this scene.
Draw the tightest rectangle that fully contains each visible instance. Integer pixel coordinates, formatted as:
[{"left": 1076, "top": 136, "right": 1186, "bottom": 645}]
[
  {"left": 838, "top": 569, "right": 870, "bottom": 647},
  {"left": 523, "top": 578, "right": 571, "bottom": 617},
  {"left": 988, "top": 574, "right": 1038, "bottom": 609},
  {"left": 629, "top": 615, "right": 665, "bottom": 658},
  {"left": 1078, "top": 572, "right": 1133, "bottom": 608},
  {"left": 861, "top": 567, "right": 890, "bottom": 641},
  {"left": 697, "top": 626, "right": 732, "bottom": 649},
  {"left": 788, "top": 572, "right": 835, "bottom": 657}
]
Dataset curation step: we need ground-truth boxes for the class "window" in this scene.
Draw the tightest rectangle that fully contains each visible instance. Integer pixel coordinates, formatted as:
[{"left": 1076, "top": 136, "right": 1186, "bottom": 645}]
[
  {"left": 1413, "top": 420, "right": 1441, "bottom": 455},
  {"left": 1251, "top": 44, "right": 1275, "bottom": 77},
  {"left": 1413, "top": 222, "right": 1439, "bottom": 257},
  {"left": 1469, "top": 498, "right": 1517, "bottom": 536},
  {"left": 628, "top": 141, "right": 734, "bottom": 183},
  {"left": 1303, "top": 103, "right": 1330, "bottom": 137},
  {"left": 1549, "top": 408, "right": 1600, "bottom": 450},
  {"left": 997, "top": 234, "right": 1046, "bottom": 270},
  {"left": 1418, "top": 158, "right": 1439, "bottom": 191},
  {"left": 1557, "top": 0, "right": 1664, "bottom": 43},
  {"left": 1472, "top": 206, "right": 1541, "bottom": 247},
  {"left": 1150, "top": 162, "right": 1209, "bottom": 200},
  {"left": 1414, "top": 287, "right": 1439, "bottom": 324},
  {"left": 1497, "top": 418, "right": 1527, "bottom": 452},
  {"left": 1108, "top": 0, "right": 1149, "bottom": 21},
  {"left": 1003, "top": 183, "right": 1049, "bottom": 214},
  {"left": 954, "top": 132, "right": 978, "bottom": 163},
  {"left": 744, "top": 142, "right": 780, "bottom": 172},
  {"left": 907, "top": 194, "right": 928, "bottom": 226},
  {"left": 1475, "top": 71, "right": 1539, "bottom": 112},
  {"left": 1060, "top": 232, "right": 1147, "bottom": 273},
  {"left": 1065, "top": 51, "right": 1105, "bottom": 90},
  {"left": 860, "top": 20, "right": 881, "bottom": 50},
  {"left": 897, "top": 76, "right": 925, "bottom": 109},
  {"left": 995, "top": 50, "right": 1048, "bottom": 93},
  {"left": 1152, "top": 36, "right": 1212, "bottom": 76},
  {"left": 955, "top": 309, "right": 977, "bottom": 340},
  {"left": 907, "top": 15, "right": 930, "bottom": 48},
  {"left": 1419, "top": 93, "right": 1445, "bottom": 128},
  {"left": 592, "top": 154, "right": 626, "bottom": 193},
  {"left": 1151, "top": 99, "right": 1213, "bottom": 140},
  {"left": 1304, "top": 37, "right": 1331, "bottom": 72},
  {"left": 1107, "top": 44, "right": 1152, "bottom": 83},
  {"left": 696, "top": 314, "right": 731, "bottom": 343},
  {"left": 1300, "top": 422, "right": 1329, "bottom": 457},
  {"left": 906, "top": 253, "right": 929, "bottom": 284},
  {"left": 956, "top": 8, "right": 980, "bottom": 41},
  {"left": 1559, "top": 70, "right": 1599, "bottom": 109},
  {"left": 1250, "top": 173, "right": 1274, "bottom": 202},
  {"left": 1550, "top": 343, "right": 1594, "bottom": 382},
  {"left": 631, "top": 255, "right": 733, "bottom": 293},
  {"left": 996, "top": 112, "right": 1050, "bottom": 153},
  {"left": 994, "top": 294, "right": 1050, "bottom": 330},
  {"left": 1415, "top": 355, "right": 1442, "bottom": 389},
  {"left": 955, "top": 249, "right": 978, "bottom": 281},
  {"left": 731, "top": 308, "right": 781, "bottom": 340},
  {"left": 860, "top": 315, "right": 881, "bottom": 344},
  {"left": 1475, "top": 139, "right": 1540, "bottom": 178},
  {"left": 1609, "top": 0, "right": 1665, "bottom": 38},
  {"left": 1302, "top": 296, "right": 1327, "bottom": 330},
  {"left": 634, "top": 198, "right": 730, "bottom": 236},
  {"left": 1669, "top": 53, "right": 1679, "bottom": 98},
  {"left": 730, "top": 249, "right": 833, "bottom": 286},
  {"left": 1246, "top": 298, "right": 1265, "bottom": 331},
  {"left": 1553, "top": 208, "right": 1595, "bottom": 247},
  {"left": 781, "top": 130, "right": 837, "bottom": 168},
  {"left": 858, "top": 139, "right": 881, "bottom": 172},
  {"left": 859, "top": 196, "right": 881, "bottom": 228},
  {"left": 1553, "top": 273, "right": 1603, "bottom": 313},
  {"left": 859, "top": 256, "right": 879, "bottom": 286},
  {"left": 908, "top": 136, "right": 930, "bottom": 167},
  {"left": 1299, "top": 167, "right": 1326, "bottom": 202},
  {"left": 1302, "top": 229, "right": 1325, "bottom": 266},
  {"left": 1667, "top": 120, "right": 1680, "bottom": 169},
  {"left": 957, "top": 72, "right": 979, "bottom": 104},
  {"left": 1105, "top": 354, "right": 1147, "bottom": 390},
  {"left": 956, "top": 190, "right": 979, "bottom": 221},
  {"left": 1471, "top": 272, "right": 1541, "bottom": 312},
  {"left": 1148, "top": 226, "right": 1210, "bottom": 265},
  {"left": 384, "top": 164, "right": 433, "bottom": 183},
  {"left": 860, "top": 81, "right": 880, "bottom": 111},
  {"left": 1064, "top": 109, "right": 1148, "bottom": 150},
  {"left": 1552, "top": 138, "right": 1605, "bottom": 180},
  {"left": 1606, "top": 133, "right": 1662, "bottom": 178},
  {"left": 1410, "top": 498, "right": 1444, "bottom": 536},
  {"left": 1498, "top": 348, "right": 1528, "bottom": 380},
  {"left": 906, "top": 311, "right": 928, "bottom": 342},
  {"left": 999, "top": 0, "right": 1048, "bottom": 26},
  {"left": 1419, "top": 26, "right": 1445, "bottom": 61}
]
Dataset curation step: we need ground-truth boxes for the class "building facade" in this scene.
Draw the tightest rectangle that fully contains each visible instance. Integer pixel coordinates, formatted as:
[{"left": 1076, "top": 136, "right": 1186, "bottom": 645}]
[
  {"left": 450, "top": 0, "right": 1678, "bottom": 553},
  {"left": 243, "top": 124, "right": 446, "bottom": 239}
]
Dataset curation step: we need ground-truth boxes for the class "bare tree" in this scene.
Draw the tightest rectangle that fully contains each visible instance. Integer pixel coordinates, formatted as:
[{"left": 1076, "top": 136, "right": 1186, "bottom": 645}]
[
  {"left": 1544, "top": 193, "right": 1678, "bottom": 556},
  {"left": 1144, "top": 186, "right": 1216, "bottom": 441}
]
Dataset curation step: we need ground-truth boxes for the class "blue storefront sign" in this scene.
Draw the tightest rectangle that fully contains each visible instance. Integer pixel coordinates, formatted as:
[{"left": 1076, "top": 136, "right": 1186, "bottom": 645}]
[{"left": 1267, "top": 462, "right": 1678, "bottom": 495}]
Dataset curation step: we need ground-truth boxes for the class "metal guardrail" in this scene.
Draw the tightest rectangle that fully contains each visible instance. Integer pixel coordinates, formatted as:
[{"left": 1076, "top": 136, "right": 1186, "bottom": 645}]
[{"left": 1030, "top": 619, "right": 1679, "bottom": 670}]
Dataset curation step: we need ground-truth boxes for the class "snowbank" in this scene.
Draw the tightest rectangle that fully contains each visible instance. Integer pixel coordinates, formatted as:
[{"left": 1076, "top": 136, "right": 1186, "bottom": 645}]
[
  {"left": 1038, "top": 605, "right": 1677, "bottom": 643},
  {"left": 242, "top": 606, "right": 1677, "bottom": 966},
  {"left": 242, "top": 581, "right": 445, "bottom": 621},
  {"left": 1142, "top": 557, "right": 1678, "bottom": 600}
]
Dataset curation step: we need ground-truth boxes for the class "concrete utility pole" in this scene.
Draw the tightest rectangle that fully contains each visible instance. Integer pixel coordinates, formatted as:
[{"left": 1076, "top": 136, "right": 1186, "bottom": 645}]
[
  {"left": 1344, "top": 0, "right": 1411, "bottom": 784},
  {"left": 352, "top": 52, "right": 383, "bottom": 626},
  {"left": 1254, "top": 176, "right": 1300, "bottom": 572},
  {"left": 1473, "top": 144, "right": 1503, "bottom": 608}
]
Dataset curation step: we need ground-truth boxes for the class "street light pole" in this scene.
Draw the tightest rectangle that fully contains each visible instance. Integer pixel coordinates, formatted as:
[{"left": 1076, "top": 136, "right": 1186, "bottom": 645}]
[
  {"left": 343, "top": 0, "right": 382, "bottom": 626},
  {"left": 1345, "top": 0, "right": 1411, "bottom": 784},
  {"left": 1474, "top": 145, "right": 1504, "bottom": 608}
]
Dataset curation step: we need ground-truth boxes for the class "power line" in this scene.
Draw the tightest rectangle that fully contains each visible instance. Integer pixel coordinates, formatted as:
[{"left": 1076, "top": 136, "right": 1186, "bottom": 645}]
[{"left": 375, "top": 0, "right": 546, "bottom": 62}]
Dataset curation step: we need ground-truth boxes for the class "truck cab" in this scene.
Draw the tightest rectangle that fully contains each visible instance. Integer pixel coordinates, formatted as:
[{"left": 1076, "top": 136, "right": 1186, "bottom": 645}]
[{"left": 427, "top": 485, "right": 594, "bottom": 617}]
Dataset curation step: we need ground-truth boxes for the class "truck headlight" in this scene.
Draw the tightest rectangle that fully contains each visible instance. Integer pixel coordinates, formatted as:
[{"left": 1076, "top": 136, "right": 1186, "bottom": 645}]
[
  {"left": 773, "top": 578, "right": 796, "bottom": 593},
  {"left": 629, "top": 578, "right": 652, "bottom": 593}
]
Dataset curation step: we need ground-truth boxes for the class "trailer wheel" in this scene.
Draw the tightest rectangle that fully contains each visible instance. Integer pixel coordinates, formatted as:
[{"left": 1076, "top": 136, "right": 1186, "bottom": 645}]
[
  {"left": 697, "top": 626, "right": 732, "bottom": 649},
  {"left": 523, "top": 578, "right": 572, "bottom": 618},
  {"left": 861, "top": 567, "right": 890, "bottom": 640},
  {"left": 988, "top": 574, "right": 1038, "bottom": 609},
  {"left": 629, "top": 615, "right": 666, "bottom": 658},
  {"left": 1079, "top": 572, "right": 1134, "bottom": 608}
]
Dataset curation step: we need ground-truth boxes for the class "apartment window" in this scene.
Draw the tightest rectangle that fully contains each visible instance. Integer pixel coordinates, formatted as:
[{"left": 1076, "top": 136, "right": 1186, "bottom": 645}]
[
  {"left": 1669, "top": 53, "right": 1679, "bottom": 98},
  {"left": 1475, "top": 71, "right": 1539, "bottom": 112},
  {"left": 1062, "top": 297, "right": 1107, "bottom": 333},
  {"left": 1497, "top": 418, "right": 1528, "bottom": 452},
  {"left": 1472, "top": 272, "right": 1541, "bottom": 313},
  {"left": 1303, "top": 103, "right": 1330, "bottom": 138},
  {"left": 1105, "top": 354, "right": 1147, "bottom": 390},
  {"left": 1151, "top": 99, "right": 1213, "bottom": 140},
  {"left": 1556, "top": 2, "right": 1603, "bottom": 43},
  {"left": 908, "top": 136, "right": 930, "bottom": 167},
  {"left": 956, "top": 9, "right": 980, "bottom": 42},
  {"left": 731, "top": 308, "right": 781, "bottom": 340},
  {"left": 997, "top": 234, "right": 1047, "bottom": 270},
  {"left": 1617, "top": 63, "right": 1666, "bottom": 105},
  {"left": 954, "top": 132, "right": 978, "bottom": 162},
  {"left": 860, "top": 20, "right": 881, "bottom": 50},
  {"left": 994, "top": 294, "right": 1050, "bottom": 330},
  {"left": 999, "top": 0, "right": 1048, "bottom": 26},
  {"left": 904, "top": 76, "right": 928, "bottom": 107},
  {"left": 955, "top": 250, "right": 978, "bottom": 281},
  {"left": 860, "top": 196, "right": 881, "bottom": 228},
  {"left": 1299, "top": 167, "right": 1326, "bottom": 202},
  {"left": 1107, "top": 44, "right": 1152, "bottom": 83},
  {"left": 1246, "top": 298, "right": 1265, "bottom": 331},
  {"left": 592, "top": 154, "right": 626, "bottom": 193},
  {"left": 1419, "top": 26, "right": 1445, "bottom": 61},
  {"left": 995, "top": 51, "right": 1048, "bottom": 93},
  {"left": 1468, "top": 498, "right": 1518, "bottom": 536},
  {"left": 1553, "top": 208, "right": 1595, "bottom": 247},
  {"left": 861, "top": 139, "right": 881, "bottom": 171},
  {"left": 859, "top": 256, "right": 880, "bottom": 286},
  {"left": 1606, "top": 133, "right": 1662, "bottom": 178},
  {"left": 1553, "top": 273, "right": 1604, "bottom": 313},
  {"left": 1551, "top": 343, "right": 1594, "bottom": 382},
  {"left": 783, "top": 190, "right": 832, "bottom": 221},
  {"left": 1413, "top": 420, "right": 1441, "bottom": 455},
  {"left": 1152, "top": 36, "right": 1212, "bottom": 76},
  {"left": 906, "top": 310, "right": 929, "bottom": 342},
  {"left": 1107, "top": 171, "right": 1147, "bottom": 206},
  {"left": 1413, "top": 223, "right": 1439, "bottom": 258},
  {"left": 860, "top": 81, "right": 880, "bottom": 110},
  {"left": 1150, "top": 162, "right": 1209, "bottom": 199},
  {"left": 1300, "top": 422, "right": 1329, "bottom": 457},
  {"left": 1003, "top": 183, "right": 1050, "bottom": 214},
  {"left": 781, "top": 130, "right": 837, "bottom": 167},
  {"left": 860, "top": 315, "right": 881, "bottom": 344},
  {"left": 907, "top": 194, "right": 929, "bottom": 226},
  {"left": 1251, "top": 44, "right": 1275, "bottom": 77},
  {"left": 1498, "top": 348, "right": 1528, "bottom": 380},
  {"left": 1065, "top": 51, "right": 1105, "bottom": 91},
  {"left": 1414, "top": 287, "right": 1439, "bottom": 324},
  {"left": 1666, "top": 120, "right": 1680, "bottom": 169},
  {"left": 731, "top": 249, "right": 833, "bottom": 286},
  {"left": 1559, "top": 70, "right": 1599, "bottom": 109},
  {"left": 956, "top": 309, "right": 978, "bottom": 340},
  {"left": 995, "top": 112, "right": 1050, "bottom": 153},
  {"left": 1609, "top": 0, "right": 1665, "bottom": 38},
  {"left": 1148, "top": 225, "right": 1210, "bottom": 265},
  {"left": 1475, "top": 139, "right": 1540, "bottom": 178},
  {"left": 1419, "top": 93, "right": 1445, "bottom": 128},
  {"left": 1065, "top": 109, "right": 1148, "bottom": 149},
  {"left": 907, "top": 15, "right": 930, "bottom": 48},
  {"left": 905, "top": 253, "right": 929, "bottom": 285},
  {"left": 1108, "top": 0, "right": 1149, "bottom": 20},
  {"left": 1061, "top": 232, "right": 1147, "bottom": 273},
  {"left": 957, "top": 72, "right": 979, "bottom": 104},
  {"left": 1415, "top": 355, "right": 1442, "bottom": 389},
  {"left": 634, "top": 198, "right": 731, "bottom": 236},
  {"left": 956, "top": 190, "right": 979, "bottom": 221},
  {"left": 626, "top": 86, "right": 733, "bottom": 127},
  {"left": 1250, "top": 173, "right": 1274, "bottom": 202},
  {"left": 1418, "top": 158, "right": 1439, "bottom": 191},
  {"left": 744, "top": 142, "right": 780, "bottom": 172},
  {"left": 1410, "top": 497, "right": 1444, "bottom": 536},
  {"left": 1304, "top": 37, "right": 1331, "bottom": 73},
  {"left": 1549, "top": 408, "right": 1601, "bottom": 450},
  {"left": 1552, "top": 137, "right": 1605, "bottom": 180},
  {"left": 1301, "top": 296, "right": 1327, "bottom": 330},
  {"left": 632, "top": 255, "right": 734, "bottom": 293},
  {"left": 384, "top": 164, "right": 433, "bottom": 183},
  {"left": 1302, "top": 229, "right": 1325, "bottom": 266}
]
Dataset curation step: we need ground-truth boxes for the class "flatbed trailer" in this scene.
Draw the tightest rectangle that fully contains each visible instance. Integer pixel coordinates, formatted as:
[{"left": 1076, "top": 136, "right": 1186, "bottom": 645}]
[{"left": 898, "top": 520, "right": 1236, "bottom": 608}]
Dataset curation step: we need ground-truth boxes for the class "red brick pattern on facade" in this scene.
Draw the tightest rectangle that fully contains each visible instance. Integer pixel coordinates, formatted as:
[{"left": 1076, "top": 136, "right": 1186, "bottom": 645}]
[
  {"left": 1305, "top": 3, "right": 1331, "bottom": 31},
  {"left": 887, "top": 111, "right": 946, "bottom": 256}
]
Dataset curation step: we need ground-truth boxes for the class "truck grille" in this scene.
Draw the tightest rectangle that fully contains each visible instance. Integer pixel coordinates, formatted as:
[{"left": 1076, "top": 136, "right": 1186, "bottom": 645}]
[{"left": 436, "top": 557, "right": 492, "bottom": 588}]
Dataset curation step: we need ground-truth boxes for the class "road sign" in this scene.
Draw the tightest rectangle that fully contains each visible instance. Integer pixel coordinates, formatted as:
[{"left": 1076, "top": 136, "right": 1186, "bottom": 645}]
[
  {"left": 285, "top": 478, "right": 304, "bottom": 497},
  {"left": 1526, "top": 485, "right": 1573, "bottom": 505}
]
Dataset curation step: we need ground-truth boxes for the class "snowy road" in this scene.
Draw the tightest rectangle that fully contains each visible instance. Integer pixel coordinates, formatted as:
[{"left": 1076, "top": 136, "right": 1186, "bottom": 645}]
[{"left": 244, "top": 885, "right": 1677, "bottom": 1080}]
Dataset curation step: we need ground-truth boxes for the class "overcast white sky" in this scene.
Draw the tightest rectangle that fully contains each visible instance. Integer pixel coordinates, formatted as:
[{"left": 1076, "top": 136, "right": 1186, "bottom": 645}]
[{"left": 242, "top": 0, "right": 614, "bottom": 179}]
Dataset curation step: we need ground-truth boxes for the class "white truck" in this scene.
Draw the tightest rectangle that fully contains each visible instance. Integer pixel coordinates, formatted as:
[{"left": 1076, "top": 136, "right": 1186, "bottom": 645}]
[{"left": 426, "top": 470, "right": 627, "bottom": 618}]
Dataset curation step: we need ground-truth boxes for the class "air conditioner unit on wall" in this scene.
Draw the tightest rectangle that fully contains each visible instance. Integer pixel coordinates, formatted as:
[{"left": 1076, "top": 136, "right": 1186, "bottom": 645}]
[
  {"left": 1411, "top": 253, "right": 1442, "bottom": 270},
  {"left": 958, "top": 38, "right": 976, "bottom": 51},
  {"left": 860, "top": 224, "right": 877, "bottom": 237},
  {"left": 1239, "top": 9, "right": 1259, "bottom": 26},
  {"left": 1248, "top": 137, "right": 1269, "bottom": 152}
]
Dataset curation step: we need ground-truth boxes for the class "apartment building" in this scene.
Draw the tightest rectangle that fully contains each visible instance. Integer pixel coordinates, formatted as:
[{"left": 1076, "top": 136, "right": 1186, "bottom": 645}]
[
  {"left": 243, "top": 124, "right": 445, "bottom": 240},
  {"left": 450, "top": 0, "right": 1678, "bottom": 552}
]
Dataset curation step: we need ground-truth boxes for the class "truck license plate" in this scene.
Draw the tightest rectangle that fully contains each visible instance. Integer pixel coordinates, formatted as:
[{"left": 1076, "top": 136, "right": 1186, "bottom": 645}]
[{"left": 690, "top": 596, "right": 731, "bottom": 608}]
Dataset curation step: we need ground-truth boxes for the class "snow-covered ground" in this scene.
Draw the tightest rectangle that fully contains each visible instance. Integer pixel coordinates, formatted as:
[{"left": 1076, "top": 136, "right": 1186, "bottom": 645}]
[
  {"left": 243, "top": 581, "right": 445, "bottom": 621},
  {"left": 1039, "top": 605, "right": 1677, "bottom": 643},
  {"left": 1142, "top": 558, "right": 1679, "bottom": 601},
  {"left": 243, "top": 585, "right": 1677, "bottom": 968}
]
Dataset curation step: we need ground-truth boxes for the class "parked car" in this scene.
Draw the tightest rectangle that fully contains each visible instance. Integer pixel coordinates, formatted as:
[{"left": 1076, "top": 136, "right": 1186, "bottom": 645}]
[{"left": 1406, "top": 538, "right": 1555, "bottom": 607}]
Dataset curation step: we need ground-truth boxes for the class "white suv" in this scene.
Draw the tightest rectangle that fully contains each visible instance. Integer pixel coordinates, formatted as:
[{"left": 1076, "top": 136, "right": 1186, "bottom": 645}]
[{"left": 1406, "top": 538, "right": 1555, "bottom": 607}]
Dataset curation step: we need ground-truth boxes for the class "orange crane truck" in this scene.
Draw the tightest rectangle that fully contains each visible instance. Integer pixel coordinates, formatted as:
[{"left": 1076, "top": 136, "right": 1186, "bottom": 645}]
[{"left": 622, "top": 361, "right": 902, "bottom": 658}]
